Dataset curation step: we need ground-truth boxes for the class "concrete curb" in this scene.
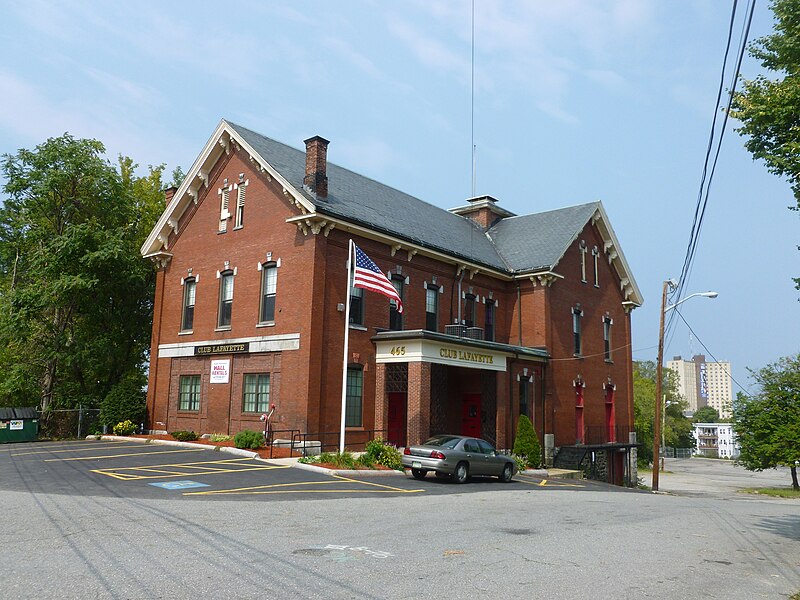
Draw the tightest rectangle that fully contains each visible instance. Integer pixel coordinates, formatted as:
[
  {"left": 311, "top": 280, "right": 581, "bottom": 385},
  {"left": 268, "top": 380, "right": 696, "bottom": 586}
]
[
  {"left": 293, "top": 461, "right": 405, "bottom": 477},
  {"left": 94, "top": 435, "right": 259, "bottom": 459}
]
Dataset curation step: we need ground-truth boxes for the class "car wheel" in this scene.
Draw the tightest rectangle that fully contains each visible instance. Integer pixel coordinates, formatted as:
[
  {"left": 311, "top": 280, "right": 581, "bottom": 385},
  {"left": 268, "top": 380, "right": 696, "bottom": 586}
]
[
  {"left": 499, "top": 462, "right": 514, "bottom": 483},
  {"left": 411, "top": 468, "right": 427, "bottom": 480},
  {"left": 453, "top": 462, "right": 469, "bottom": 484}
]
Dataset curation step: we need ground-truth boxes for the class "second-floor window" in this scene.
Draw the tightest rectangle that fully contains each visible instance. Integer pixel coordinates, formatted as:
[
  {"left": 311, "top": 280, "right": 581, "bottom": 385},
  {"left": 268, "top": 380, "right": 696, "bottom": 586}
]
[
  {"left": 260, "top": 263, "right": 277, "bottom": 323},
  {"left": 464, "top": 293, "right": 476, "bottom": 327},
  {"left": 572, "top": 307, "right": 583, "bottom": 356},
  {"left": 485, "top": 299, "right": 496, "bottom": 341},
  {"left": 182, "top": 278, "right": 196, "bottom": 331},
  {"left": 350, "top": 286, "right": 365, "bottom": 326},
  {"left": 389, "top": 276, "right": 403, "bottom": 330},
  {"left": 425, "top": 285, "right": 439, "bottom": 331},
  {"left": 603, "top": 316, "right": 613, "bottom": 361},
  {"left": 218, "top": 271, "right": 234, "bottom": 328}
]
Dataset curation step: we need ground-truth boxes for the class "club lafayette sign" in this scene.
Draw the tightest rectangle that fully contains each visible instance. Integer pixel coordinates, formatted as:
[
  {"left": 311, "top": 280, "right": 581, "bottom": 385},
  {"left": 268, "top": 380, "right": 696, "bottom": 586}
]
[
  {"left": 195, "top": 342, "right": 250, "bottom": 355},
  {"left": 376, "top": 339, "right": 507, "bottom": 371}
]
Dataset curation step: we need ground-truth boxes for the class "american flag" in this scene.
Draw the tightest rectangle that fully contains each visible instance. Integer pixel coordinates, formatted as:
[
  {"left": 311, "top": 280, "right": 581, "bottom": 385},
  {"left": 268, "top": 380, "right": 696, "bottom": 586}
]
[{"left": 352, "top": 243, "right": 403, "bottom": 313}]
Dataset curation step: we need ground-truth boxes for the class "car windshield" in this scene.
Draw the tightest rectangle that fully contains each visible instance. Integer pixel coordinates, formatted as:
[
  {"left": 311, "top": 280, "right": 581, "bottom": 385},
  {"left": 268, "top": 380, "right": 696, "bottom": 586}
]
[{"left": 423, "top": 435, "right": 462, "bottom": 449}]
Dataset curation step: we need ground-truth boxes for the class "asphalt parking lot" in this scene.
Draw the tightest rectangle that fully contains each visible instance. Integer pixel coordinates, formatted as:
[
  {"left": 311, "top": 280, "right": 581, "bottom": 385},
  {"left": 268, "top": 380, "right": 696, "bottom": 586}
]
[{"left": 0, "top": 440, "right": 624, "bottom": 501}]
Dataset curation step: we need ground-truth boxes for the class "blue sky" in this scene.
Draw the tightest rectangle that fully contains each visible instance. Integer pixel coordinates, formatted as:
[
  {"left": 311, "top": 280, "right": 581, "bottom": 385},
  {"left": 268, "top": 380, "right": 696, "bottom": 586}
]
[{"left": 0, "top": 1, "right": 797, "bottom": 393}]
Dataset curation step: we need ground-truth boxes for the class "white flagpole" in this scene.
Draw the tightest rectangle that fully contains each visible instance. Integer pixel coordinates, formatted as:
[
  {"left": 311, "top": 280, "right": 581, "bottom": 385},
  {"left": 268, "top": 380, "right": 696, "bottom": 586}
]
[{"left": 339, "top": 239, "right": 354, "bottom": 453}]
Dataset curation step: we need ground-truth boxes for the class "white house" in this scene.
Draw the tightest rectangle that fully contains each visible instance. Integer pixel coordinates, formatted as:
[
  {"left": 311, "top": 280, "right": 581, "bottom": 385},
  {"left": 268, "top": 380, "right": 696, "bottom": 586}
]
[{"left": 693, "top": 423, "right": 739, "bottom": 459}]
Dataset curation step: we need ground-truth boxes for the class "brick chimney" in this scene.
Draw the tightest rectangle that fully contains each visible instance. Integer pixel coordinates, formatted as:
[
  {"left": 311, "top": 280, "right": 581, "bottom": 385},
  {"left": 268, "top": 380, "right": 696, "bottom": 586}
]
[
  {"left": 303, "top": 136, "right": 329, "bottom": 198},
  {"left": 164, "top": 186, "right": 178, "bottom": 204}
]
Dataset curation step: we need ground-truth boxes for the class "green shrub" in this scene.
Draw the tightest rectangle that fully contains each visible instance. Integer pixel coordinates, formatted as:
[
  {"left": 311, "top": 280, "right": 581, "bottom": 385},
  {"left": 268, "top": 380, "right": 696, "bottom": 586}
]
[
  {"left": 513, "top": 415, "right": 541, "bottom": 468},
  {"left": 355, "top": 453, "right": 376, "bottom": 469},
  {"left": 512, "top": 454, "right": 528, "bottom": 473},
  {"left": 234, "top": 429, "right": 263, "bottom": 450},
  {"left": 209, "top": 433, "right": 232, "bottom": 442},
  {"left": 171, "top": 430, "right": 198, "bottom": 442},
  {"left": 364, "top": 438, "right": 403, "bottom": 470},
  {"left": 100, "top": 374, "right": 146, "bottom": 428},
  {"left": 113, "top": 420, "right": 137, "bottom": 436}
]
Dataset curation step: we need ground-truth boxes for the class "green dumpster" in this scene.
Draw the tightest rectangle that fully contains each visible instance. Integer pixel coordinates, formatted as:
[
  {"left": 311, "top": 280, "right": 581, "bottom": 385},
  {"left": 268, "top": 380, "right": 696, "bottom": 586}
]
[{"left": 0, "top": 407, "right": 39, "bottom": 443}]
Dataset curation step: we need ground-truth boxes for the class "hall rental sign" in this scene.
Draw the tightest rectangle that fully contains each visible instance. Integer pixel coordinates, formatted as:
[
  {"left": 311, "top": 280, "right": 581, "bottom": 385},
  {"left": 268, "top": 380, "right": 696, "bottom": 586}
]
[{"left": 375, "top": 339, "right": 507, "bottom": 371}]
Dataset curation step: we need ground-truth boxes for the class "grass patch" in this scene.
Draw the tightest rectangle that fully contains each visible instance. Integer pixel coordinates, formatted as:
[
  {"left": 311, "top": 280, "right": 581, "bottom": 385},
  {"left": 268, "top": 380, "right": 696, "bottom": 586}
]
[{"left": 739, "top": 487, "right": 800, "bottom": 499}]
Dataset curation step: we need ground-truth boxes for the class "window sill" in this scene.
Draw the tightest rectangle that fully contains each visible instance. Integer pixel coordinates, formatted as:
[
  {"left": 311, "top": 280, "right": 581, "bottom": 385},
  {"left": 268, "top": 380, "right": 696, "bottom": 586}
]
[
  {"left": 594, "top": 284, "right": 600, "bottom": 289},
  {"left": 178, "top": 330, "right": 193, "bottom": 336},
  {"left": 573, "top": 354, "right": 583, "bottom": 359},
  {"left": 215, "top": 326, "right": 232, "bottom": 332},
  {"left": 345, "top": 426, "right": 365, "bottom": 431},
  {"left": 605, "top": 359, "right": 614, "bottom": 364},
  {"left": 256, "top": 321, "right": 276, "bottom": 328},
  {"left": 233, "top": 225, "right": 243, "bottom": 231},
  {"left": 349, "top": 324, "right": 368, "bottom": 331},
  {"left": 217, "top": 230, "right": 227, "bottom": 235},
  {"left": 177, "top": 410, "right": 200, "bottom": 414}
]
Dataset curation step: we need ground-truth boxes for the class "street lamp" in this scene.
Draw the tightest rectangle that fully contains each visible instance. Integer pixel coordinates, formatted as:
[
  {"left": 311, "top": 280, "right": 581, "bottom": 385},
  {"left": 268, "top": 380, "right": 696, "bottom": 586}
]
[{"left": 652, "top": 281, "right": 718, "bottom": 491}]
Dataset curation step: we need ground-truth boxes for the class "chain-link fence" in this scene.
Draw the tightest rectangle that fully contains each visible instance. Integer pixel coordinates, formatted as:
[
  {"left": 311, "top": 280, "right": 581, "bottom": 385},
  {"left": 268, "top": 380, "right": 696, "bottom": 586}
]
[{"left": 38, "top": 407, "right": 102, "bottom": 439}]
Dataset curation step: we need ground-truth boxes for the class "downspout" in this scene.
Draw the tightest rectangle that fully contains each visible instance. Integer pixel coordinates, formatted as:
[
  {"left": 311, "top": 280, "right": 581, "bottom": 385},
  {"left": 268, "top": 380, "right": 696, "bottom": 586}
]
[
  {"left": 517, "top": 282, "right": 523, "bottom": 346},
  {"left": 457, "top": 267, "right": 465, "bottom": 325}
]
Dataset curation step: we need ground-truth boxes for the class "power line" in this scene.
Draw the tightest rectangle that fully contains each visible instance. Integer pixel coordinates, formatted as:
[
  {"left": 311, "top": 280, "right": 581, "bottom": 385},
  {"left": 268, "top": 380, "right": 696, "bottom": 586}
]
[{"left": 666, "top": 0, "right": 757, "bottom": 347}]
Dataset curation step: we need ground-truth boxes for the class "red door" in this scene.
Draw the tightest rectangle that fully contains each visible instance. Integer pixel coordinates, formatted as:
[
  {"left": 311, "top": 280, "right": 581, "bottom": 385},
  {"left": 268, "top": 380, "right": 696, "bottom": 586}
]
[
  {"left": 461, "top": 394, "right": 482, "bottom": 438},
  {"left": 387, "top": 392, "right": 407, "bottom": 447}
]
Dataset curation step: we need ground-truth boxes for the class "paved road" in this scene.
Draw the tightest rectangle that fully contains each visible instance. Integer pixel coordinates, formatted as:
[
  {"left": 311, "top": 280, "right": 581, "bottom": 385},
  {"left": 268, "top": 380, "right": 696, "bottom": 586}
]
[
  {"left": 656, "top": 457, "right": 796, "bottom": 497},
  {"left": 1, "top": 443, "right": 798, "bottom": 599}
]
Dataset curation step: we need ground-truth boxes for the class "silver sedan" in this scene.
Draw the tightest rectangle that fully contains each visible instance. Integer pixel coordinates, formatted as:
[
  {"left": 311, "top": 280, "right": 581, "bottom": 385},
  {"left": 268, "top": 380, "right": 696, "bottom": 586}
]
[{"left": 402, "top": 434, "right": 517, "bottom": 483}]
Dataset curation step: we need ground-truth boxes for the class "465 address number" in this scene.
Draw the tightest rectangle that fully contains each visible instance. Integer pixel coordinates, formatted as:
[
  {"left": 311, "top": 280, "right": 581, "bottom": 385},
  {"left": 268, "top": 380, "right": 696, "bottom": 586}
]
[{"left": 389, "top": 346, "right": 406, "bottom": 356}]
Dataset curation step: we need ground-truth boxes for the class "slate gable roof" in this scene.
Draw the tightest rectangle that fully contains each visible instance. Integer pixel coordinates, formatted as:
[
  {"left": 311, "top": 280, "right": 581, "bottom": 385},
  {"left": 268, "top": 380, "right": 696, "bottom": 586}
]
[
  {"left": 228, "top": 122, "right": 508, "bottom": 271},
  {"left": 142, "top": 120, "right": 642, "bottom": 305},
  {"left": 486, "top": 203, "right": 601, "bottom": 272}
]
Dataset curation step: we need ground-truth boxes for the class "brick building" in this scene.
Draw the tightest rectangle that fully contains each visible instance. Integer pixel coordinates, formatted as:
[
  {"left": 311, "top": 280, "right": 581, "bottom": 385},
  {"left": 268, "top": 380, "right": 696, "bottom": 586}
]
[{"left": 141, "top": 120, "right": 643, "bottom": 484}]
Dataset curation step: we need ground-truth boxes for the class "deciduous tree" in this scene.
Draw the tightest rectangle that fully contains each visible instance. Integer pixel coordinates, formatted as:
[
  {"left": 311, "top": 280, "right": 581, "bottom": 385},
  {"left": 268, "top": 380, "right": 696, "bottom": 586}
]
[
  {"left": 0, "top": 134, "right": 166, "bottom": 413},
  {"left": 733, "top": 354, "right": 800, "bottom": 490},
  {"left": 731, "top": 0, "right": 800, "bottom": 289}
]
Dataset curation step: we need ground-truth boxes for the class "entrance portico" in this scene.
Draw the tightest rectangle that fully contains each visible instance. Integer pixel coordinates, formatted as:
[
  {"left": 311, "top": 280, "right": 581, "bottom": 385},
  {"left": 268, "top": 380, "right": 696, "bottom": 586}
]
[{"left": 373, "top": 330, "right": 548, "bottom": 449}]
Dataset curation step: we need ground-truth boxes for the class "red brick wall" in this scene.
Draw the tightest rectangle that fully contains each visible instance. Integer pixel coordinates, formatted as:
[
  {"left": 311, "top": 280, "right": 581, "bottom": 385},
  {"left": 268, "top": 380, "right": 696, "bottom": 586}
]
[
  {"left": 543, "top": 221, "right": 634, "bottom": 447},
  {"left": 145, "top": 139, "right": 635, "bottom": 451}
]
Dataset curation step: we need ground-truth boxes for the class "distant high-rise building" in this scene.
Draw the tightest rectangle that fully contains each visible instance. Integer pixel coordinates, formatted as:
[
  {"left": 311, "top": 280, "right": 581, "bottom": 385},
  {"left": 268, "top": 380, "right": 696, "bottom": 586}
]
[{"left": 667, "top": 355, "right": 732, "bottom": 419}]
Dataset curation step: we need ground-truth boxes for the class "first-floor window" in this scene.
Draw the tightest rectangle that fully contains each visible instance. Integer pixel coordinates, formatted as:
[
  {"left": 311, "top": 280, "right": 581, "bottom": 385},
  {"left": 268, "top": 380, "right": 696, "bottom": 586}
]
[
  {"left": 243, "top": 373, "right": 270, "bottom": 413},
  {"left": 179, "top": 375, "right": 201, "bottom": 411},
  {"left": 519, "top": 378, "right": 530, "bottom": 417},
  {"left": 345, "top": 366, "right": 363, "bottom": 427}
]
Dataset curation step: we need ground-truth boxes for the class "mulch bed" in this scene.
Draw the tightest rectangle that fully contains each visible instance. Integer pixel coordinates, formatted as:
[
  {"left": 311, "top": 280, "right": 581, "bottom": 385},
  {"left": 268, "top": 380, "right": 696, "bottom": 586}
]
[
  {"left": 130, "top": 434, "right": 296, "bottom": 460},
  {"left": 126, "top": 434, "right": 397, "bottom": 469}
]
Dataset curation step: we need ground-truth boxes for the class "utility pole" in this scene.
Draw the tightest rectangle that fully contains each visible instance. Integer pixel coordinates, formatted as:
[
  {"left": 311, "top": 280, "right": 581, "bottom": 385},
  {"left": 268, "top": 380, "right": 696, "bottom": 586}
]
[{"left": 652, "top": 280, "right": 669, "bottom": 492}]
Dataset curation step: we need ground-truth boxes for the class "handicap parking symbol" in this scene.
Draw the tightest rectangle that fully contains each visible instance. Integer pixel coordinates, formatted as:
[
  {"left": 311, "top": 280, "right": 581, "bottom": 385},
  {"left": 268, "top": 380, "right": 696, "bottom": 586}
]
[{"left": 149, "top": 480, "right": 210, "bottom": 490}]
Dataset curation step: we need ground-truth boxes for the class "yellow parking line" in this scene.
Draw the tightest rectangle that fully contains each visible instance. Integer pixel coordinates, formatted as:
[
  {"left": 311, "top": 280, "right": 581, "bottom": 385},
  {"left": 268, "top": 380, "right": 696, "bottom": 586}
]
[
  {"left": 333, "top": 474, "right": 421, "bottom": 493},
  {"left": 45, "top": 449, "right": 206, "bottom": 461},
  {"left": 11, "top": 443, "right": 144, "bottom": 456},
  {"left": 91, "top": 459, "right": 289, "bottom": 481},
  {"left": 184, "top": 478, "right": 424, "bottom": 496},
  {"left": 514, "top": 474, "right": 585, "bottom": 488}
]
